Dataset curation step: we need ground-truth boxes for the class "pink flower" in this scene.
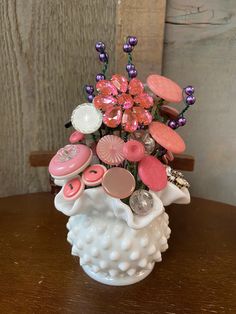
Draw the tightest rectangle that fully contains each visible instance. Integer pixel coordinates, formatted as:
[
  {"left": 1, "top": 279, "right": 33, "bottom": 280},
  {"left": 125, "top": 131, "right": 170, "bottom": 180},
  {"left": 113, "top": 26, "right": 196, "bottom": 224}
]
[{"left": 93, "top": 74, "right": 154, "bottom": 132}]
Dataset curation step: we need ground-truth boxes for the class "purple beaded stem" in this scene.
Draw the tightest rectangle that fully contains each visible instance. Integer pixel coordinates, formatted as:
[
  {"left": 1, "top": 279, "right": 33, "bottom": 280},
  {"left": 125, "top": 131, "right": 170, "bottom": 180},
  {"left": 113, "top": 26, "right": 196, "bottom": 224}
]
[
  {"left": 128, "top": 69, "right": 137, "bottom": 78},
  {"left": 168, "top": 120, "right": 179, "bottom": 129},
  {"left": 96, "top": 73, "right": 106, "bottom": 82},
  {"left": 87, "top": 94, "right": 94, "bottom": 103},
  {"left": 99, "top": 52, "right": 109, "bottom": 63},
  {"left": 178, "top": 116, "right": 187, "bottom": 126},
  {"left": 126, "top": 63, "right": 135, "bottom": 72},
  {"left": 123, "top": 43, "right": 133, "bottom": 53},
  {"left": 95, "top": 41, "right": 105, "bottom": 53},
  {"left": 186, "top": 95, "right": 196, "bottom": 105},
  {"left": 184, "top": 85, "right": 194, "bottom": 96},
  {"left": 128, "top": 36, "right": 138, "bottom": 47},
  {"left": 85, "top": 85, "right": 94, "bottom": 95}
]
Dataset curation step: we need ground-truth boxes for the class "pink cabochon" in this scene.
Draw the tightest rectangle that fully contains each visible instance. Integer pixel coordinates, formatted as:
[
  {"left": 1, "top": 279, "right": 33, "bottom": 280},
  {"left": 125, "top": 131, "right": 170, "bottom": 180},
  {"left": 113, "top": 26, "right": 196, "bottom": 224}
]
[
  {"left": 69, "top": 131, "right": 85, "bottom": 144},
  {"left": 96, "top": 80, "right": 118, "bottom": 96},
  {"left": 49, "top": 144, "right": 92, "bottom": 178},
  {"left": 138, "top": 156, "right": 167, "bottom": 191},
  {"left": 82, "top": 164, "right": 107, "bottom": 186},
  {"left": 63, "top": 177, "right": 85, "bottom": 200},
  {"left": 159, "top": 105, "right": 179, "bottom": 120},
  {"left": 123, "top": 140, "right": 145, "bottom": 162},
  {"left": 102, "top": 167, "right": 135, "bottom": 199},
  {"left": 111, "top": 74, "right": 128, "bottom": 93},
  {"left": 147, "top": 74, "right": 183, "bottom": 103},
  {"left": 149, "top": 121, "right": 186, "bottom": 154},
  {"left": 128, "top": 78, "right": 144, "bottom": 96}
]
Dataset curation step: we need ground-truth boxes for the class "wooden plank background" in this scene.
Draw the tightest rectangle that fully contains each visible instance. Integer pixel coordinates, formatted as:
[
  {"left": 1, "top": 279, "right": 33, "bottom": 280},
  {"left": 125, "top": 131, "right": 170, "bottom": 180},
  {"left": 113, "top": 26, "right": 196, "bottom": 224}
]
[
  {"left": 0, "top": 0, "right": 166, "bottom": 197},
  {"left": 164, "top": 0, "right": 236, "bottom": 205},
  {"left": 115, "top": 0, "right": 166, "bottom": 81}
]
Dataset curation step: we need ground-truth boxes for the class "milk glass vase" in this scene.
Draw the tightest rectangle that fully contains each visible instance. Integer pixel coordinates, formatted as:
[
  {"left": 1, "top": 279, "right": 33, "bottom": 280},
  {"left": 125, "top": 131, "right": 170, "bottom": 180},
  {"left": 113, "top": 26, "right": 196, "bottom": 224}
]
[{"left": 54, "top": 183, "right": 190, "bottom": 286}]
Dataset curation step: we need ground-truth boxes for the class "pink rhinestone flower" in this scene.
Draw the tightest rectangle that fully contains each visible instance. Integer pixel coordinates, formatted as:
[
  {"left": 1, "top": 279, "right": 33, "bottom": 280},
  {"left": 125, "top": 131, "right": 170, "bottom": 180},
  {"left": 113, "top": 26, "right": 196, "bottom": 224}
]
[{"left": 93, "top": 74, "right": 154, "bottom": 132}]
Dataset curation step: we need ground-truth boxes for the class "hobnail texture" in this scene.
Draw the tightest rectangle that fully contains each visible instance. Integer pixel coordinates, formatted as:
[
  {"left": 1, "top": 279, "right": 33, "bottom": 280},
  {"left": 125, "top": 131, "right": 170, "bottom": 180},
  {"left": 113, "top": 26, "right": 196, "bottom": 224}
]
[{"left": 54, "top": 185, "right": 190, "bottom": 286}]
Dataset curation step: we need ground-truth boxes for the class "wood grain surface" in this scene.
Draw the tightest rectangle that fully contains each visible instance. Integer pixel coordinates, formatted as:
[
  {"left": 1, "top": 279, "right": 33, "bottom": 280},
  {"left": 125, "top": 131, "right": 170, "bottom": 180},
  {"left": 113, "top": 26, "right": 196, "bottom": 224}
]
[
  {"left": 0, "top": 193, "right": 235, "bottom": 313},
  {"left": 164, "top": 0, "right": 236, "bottom": 205},
  {"left": 0, "top": 0, "right": 166, "bottom": 198},
  {"left": 115, "top": 0, "right": 166, "bottom": 81},
  {"left": 0, "top": 0, "right": 117, "bottom": 197}
]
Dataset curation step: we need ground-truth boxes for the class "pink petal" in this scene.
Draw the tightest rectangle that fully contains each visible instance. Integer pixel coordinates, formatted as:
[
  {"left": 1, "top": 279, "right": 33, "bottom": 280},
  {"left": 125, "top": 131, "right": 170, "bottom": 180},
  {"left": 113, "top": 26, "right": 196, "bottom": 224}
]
[
  {"left": 128, "top": 78, "right": 144, "bottom": 96},
  {"left": 93, "top": 95, "right": 117, "bottom": 110},
  {"left": 132, "top": 107, "right": 152, "bottom": 125},
  {"left": 111, "top": 74, "right": 128, "bottom": 93},
  {"left": 134, "top": 93, "right": 154, "bottom": 109},
  {"left": 103, "top": 106, "right": 122, "bottom": 128},
  {"left": 117, "top": 93, "right": 134, "bottom": 109},
  {"left": 96, "top": 80, "right": 118, "bottom": 96},
  {"left": 122, "top": 109, "right": 138, "bottom": 133}
]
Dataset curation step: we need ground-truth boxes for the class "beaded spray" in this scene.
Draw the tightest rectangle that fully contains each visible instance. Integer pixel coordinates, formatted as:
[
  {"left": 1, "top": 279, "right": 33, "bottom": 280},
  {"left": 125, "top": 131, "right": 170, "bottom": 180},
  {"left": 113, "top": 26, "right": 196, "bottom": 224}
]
[{"left": 50, "top": 36, "right": 196, "bottom": 215}]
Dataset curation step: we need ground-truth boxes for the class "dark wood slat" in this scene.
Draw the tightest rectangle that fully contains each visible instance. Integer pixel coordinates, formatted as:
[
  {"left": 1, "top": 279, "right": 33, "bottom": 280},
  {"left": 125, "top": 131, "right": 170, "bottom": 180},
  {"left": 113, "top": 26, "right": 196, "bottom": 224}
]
[
  {"left": 29, "top": 151, "right": 194, "bottom": 171},
  {"left": 29, "top": 151, "right": 55, "bottom": 167},
  {"left": 169, "top": 154, "right": 195, "bottom": 171}
]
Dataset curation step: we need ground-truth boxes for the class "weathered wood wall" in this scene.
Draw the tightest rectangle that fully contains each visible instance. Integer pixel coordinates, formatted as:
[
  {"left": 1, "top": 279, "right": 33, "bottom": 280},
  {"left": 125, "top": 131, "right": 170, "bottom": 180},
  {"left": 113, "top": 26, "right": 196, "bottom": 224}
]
[
  {"left": 115, "top": 0, "right": 166, "bottom": 80},
  {"left": 0, "top": 0, "right": 166, "bottom": 197},
  {"left": 164, "top": 0, "right": 236, "bottom": 205}
]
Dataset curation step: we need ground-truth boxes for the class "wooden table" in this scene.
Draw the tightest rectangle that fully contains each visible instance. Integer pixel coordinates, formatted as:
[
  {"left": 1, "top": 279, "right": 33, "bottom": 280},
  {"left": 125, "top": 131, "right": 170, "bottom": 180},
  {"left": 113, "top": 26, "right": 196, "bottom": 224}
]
[{"left": 0, "top": 193, "right": 235, "bottom": 313}]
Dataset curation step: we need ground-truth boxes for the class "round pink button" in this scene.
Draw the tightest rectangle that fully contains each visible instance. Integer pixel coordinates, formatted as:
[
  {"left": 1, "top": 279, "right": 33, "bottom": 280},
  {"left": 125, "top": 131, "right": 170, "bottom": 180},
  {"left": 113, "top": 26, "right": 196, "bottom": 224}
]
[
  {"left": 159, "top": 105, "right": 179, "bottom": 120},
  {"left": 69, "top": 131, "right": 85, "bottom": 144},
  {"left": 123, "top": 140, "right": 145, "bottom": 162},
  {"left": 149, "top": 122, "right": 186, "bottom": 154},
  {"left": 138, "top": 156, "right": 167, "bottom": 191},
  {"left": 102, "top": 167, "right": 135, "bottom": 199},
  {"left": 49, "top": 144, "right": 92, "bottom": 179},
  {"left": 82, "top": 164, "right": 107, "bottom": 186},
  {"left": 63, "top": 177, "right": 85, "bottom": 200},
  {"left": 147, "top": 74, "right": 183, "bottom": 103}
]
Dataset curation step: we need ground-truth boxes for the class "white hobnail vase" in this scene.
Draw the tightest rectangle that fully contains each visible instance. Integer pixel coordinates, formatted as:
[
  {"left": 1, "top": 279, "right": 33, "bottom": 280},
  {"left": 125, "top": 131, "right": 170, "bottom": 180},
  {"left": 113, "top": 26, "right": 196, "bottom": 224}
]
[{"left": 54, "top": 184, "right": 190, "bottom": 286}]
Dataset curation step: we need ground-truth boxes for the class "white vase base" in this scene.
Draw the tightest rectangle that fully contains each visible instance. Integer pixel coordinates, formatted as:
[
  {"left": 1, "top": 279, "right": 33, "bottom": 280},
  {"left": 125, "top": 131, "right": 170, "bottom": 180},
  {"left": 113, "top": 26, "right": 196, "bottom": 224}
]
[{"left": 82, "top": 264, "right": 155, "bottom": 286}]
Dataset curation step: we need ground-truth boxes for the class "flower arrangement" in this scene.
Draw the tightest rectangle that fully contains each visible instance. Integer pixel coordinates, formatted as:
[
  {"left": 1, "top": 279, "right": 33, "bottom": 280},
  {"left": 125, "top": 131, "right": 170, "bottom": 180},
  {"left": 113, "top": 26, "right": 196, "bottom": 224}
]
[{"left": 49, "top": 36, "right": 196, "bottom": 217}]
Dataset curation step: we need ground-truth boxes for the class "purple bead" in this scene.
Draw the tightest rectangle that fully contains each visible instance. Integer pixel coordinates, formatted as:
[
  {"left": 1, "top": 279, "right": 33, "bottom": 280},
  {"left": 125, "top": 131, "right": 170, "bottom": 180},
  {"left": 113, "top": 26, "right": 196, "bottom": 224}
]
[
  {"left": 99, "top": 52, "right": 109, "bottom": 63},
  {"left": 123, "top": 43, "right": 133, "bottom": 53},
  {"left": 128, "top": 36, "right": 138, "bottom": 47},
  {"left": 138, "top": 124, "right": 145, "bottom": 130},
  {"left": 186, "top": 95, "right": 196, "bottom": 105},
  {"left": 128, "top": 69, "right": 137, "bottom": 78},
  {"left": 85, "top": 84, "right": 94, "bottom": 95},
  {"left": 96, "top": 73, "right": 106, "bottom": 82},
  {"left": 184, "top": 85, "right": 195, "bottom": 95},
  {"left": 126, "top": 63, "right": 135, "bottom": 72},
  {"left": 87, "top": 94, "right": 94, "bottom": 103},
  {"left": 168, "top": 120, "right": 178, "bottom": 129},
  {"left": 95, "top": 41, "right": 105, "bottom": 53},
  {"left": 177, "top": 116, "right": 187, "bottom": 126}
]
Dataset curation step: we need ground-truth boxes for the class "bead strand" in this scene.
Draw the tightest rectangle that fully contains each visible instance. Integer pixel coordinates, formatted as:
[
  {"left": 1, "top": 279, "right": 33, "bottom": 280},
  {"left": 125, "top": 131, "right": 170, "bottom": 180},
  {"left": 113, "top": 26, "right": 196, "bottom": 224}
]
[
  {"left": 123, "top": 36, "right": 138, "bottom": 78},
  {"left": 95, "top": 41, "right": 109, "bottom": 82},
  {"left": 168, "top": 85, "right": 196, "bottom": 130},
  {"left": 84, "top": 84, "right": 95, "bottom": 103}
]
